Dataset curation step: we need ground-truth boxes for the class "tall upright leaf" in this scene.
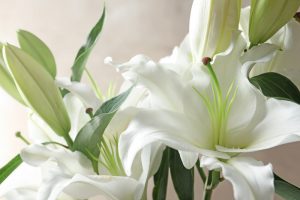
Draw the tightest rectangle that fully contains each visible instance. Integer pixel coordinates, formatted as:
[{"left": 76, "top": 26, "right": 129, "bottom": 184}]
[
  {"left": 71, "top": 7, "right": 106, "bottom": 82},
  {"left": 73, "top": 87, "right": 132, "bottom": 172},
  {"left": 169, "top": 148, "right": 194, "bottom": 200},
  {"left": 250, "top": 72, "right": 300, "bottom": 104},
  {"left": 0, "top": 154, "right": 22, "bottom": 184},
  {"left": 153, "top": 148, "right": 169, "bottom": 200},
  {"left": 17, "top": 30, "right": 56, "bottom": 78}
]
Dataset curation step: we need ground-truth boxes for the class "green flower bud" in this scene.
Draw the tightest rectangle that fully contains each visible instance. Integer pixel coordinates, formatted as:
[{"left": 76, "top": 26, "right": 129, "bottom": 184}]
[
  {"left": 0, "top": 43, "right": 24, "bottom": 104},
  {"left": 2, "top": 44, "right": 71, "bottom": 137},
  {"left": 249, "top": 0, "right": 300, "bottom": 46}
]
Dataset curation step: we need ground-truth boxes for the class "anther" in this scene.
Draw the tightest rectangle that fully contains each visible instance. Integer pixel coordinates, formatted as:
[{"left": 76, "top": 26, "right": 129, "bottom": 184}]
[
  {"left": 86, "top": 108, "right": 94, "bottom": 118},
  {"left": 202, "top": 57, "right": 212, "bottom": 65}
]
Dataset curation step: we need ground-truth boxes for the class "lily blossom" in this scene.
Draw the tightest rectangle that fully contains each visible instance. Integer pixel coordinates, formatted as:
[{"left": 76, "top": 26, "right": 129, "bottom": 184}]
[
  {"left": 116, "top": 33, "right": 300, "bottom": 199},
  {"left": 240, "top": 7, "right": 300, "bottom": 86}
]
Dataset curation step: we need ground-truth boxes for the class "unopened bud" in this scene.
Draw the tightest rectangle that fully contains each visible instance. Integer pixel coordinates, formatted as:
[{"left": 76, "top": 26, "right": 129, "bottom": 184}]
[{"left": 249, "top": 0, "right": 300, "bottom": 45}]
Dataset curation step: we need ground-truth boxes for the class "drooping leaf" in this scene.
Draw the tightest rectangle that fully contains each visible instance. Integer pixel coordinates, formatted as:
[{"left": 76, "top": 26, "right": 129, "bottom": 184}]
[
  {"left": 274, "top": 173, "right": 300, "bottom": 200},
  {"left": 73, "top": 87, "right": 132, "bottom": 173},
  {"left": 153, "top": 148, "right": 169, "bottom": 200},
  {"left": 17, "top": 30, "right": 56, "bottom": 78},
  {"left": 0, "top": 44, "right": 24, "bottom": 104},
  {"left": 250, "top": 72, "right": 300, "bottom": 104},
  {"left": 3, "top": 44, "right": 71, "bottom": 138},
  {"left": 169, "top": 148, "right": 194, "bottom": 200},
  {"left": 71, "top": 7, "right": 105, "bottom": 82},
  {"left": 0, "top": 154, "right": 22, "bottom": 184}
]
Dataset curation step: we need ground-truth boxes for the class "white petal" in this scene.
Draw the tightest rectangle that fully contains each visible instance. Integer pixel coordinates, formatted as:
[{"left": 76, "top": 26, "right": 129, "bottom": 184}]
[
  {"left": 119, "top": 109, "right": 229, "bottom": 176},
  {"left": 189, "top": 0, "right": 241, "bottom": 60},
  {"left": 28, "top": 112, "right": 65, "bottom": 145},
  {"left": 251, "top": 20, "right": 300, "bottom": 87},
  {"left": 179, "top": 150, "right": 199, "bottom": 169},
  {"left": 63, "top": 93, "right": 90, "bottom": 140},
  {"left": 0, "top": 163, "right": 40, "bottom": 197},
  {"left": 219, "top": 99, "right": 300, "bottom": 153},
  {"left": 201, "top": 156, "right": 274, "bottom": 200},
  {"left": 239, "top": 6, "right": 250, "bottom": 42},
  {"left": 39, "top": 170, "right": 142, "bottom": 200},
  {"left": 20, "top": 144, "right": 93, "bottom": 175},
  {"left": 56, "top": 77, "right": 101, "bottom": 110},
  {"left": 3, "top": 188, "right": 37, "bottom": 200}
]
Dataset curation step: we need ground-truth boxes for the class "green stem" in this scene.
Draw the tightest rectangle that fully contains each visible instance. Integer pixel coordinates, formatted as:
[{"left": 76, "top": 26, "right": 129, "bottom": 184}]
[
  {"left": 196, "top": 160, "right": 207, "bottom": 183},
  {"left": 63, "top": 134, "right": 74, "bottom": 150},
  {"left": 203, "top": 171, "right": 213, "bottom": 200}
]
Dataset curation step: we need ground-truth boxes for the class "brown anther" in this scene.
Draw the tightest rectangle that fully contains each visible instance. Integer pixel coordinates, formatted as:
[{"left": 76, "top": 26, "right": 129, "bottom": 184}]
[
  {"left": 202, "top": 57, "right": 212, "bottom": 65},
  {"left": 85, "top": 107, "right": 93, "bottom": 114}
]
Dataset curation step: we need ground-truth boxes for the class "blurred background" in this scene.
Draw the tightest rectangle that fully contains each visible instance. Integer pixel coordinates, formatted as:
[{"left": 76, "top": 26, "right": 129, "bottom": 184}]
[{"left": 0, "top": 0, "right": 299, "bottom": 199}]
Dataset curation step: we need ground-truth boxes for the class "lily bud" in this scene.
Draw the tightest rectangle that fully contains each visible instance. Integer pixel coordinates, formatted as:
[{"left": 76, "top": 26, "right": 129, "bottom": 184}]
[
  {"left": 0, "top": 43, "right": 24, "bottom": 104},
  {"left": 189, "top": 0, "right": 241, "bottom": 62},
  {"left": 2, "top": 44, "right": 71, "bottom": 137},
  {"left": 249, "top": 0, "right": 300, "bottom": 46}
]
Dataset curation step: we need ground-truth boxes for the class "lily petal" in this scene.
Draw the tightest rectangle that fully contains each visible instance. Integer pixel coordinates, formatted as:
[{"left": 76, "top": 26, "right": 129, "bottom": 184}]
[
  {"left": 189, "top": 0, "right": 241, "bottom": 61},
  {"left": 119, "top": 109, "right": 229, "bottom": 176},
  {"left": 201, "top": 156, "right": 274, "bottom": 200},
  {"left": 218, "top": 98, "right": 300, "bottom": 153},
  {"left": 56, "top": 77, "right": 101, "bottom": 110}
]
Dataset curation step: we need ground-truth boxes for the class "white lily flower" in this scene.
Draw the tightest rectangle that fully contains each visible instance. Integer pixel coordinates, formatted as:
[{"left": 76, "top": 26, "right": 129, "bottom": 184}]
[
  {"left": 1, "top": 80, "right": 161, "bottom": 200},
  {"left": 116, "top": 33, "right": 300, "bottom": 199},
  {"left": 240, "top": 7, "right": 300, "bottom": 86}
]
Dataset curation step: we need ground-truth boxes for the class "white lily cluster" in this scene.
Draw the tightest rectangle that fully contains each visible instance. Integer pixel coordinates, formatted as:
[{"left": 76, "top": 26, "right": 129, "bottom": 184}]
[{"left": 0, "top": 0, "right": 300, "bottom": 200}]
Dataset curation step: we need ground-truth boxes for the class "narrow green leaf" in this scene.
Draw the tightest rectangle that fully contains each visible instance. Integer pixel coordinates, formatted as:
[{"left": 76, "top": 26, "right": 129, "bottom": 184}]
[
  {"left": 73, "top": 87, "right": 132, "bottom": 172},
  {"left": 274, "top": 173, "right": 300, "bottom": 200},
  {"left": 17, "top": 30, "right": 56, "bottom": 78},
  {"left": 3, "top": 44, "right": 71, "bottom": 137},
  {"left": 169, "top": 148, "right": 194, "bottom": 200},
  {"left": 0, "top": 154, "right": 22, "bottom": 184},
  {"left": 250, "top": 72, "right": 300, "bottom": 104},
  {"left": 71, "top": 7, "right": 105, "bottom": 82},
  {"left": 153, "top": 148, "right": 169, "bottom": 200}
]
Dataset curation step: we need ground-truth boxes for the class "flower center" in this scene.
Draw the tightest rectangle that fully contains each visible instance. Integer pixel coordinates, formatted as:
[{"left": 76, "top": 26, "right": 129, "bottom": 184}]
[
  {"left": 194, "top": 57, "right": 237, "bottom": 148},
  {"left": 99, "top": 135, "right": 126, "bottom": 176}
]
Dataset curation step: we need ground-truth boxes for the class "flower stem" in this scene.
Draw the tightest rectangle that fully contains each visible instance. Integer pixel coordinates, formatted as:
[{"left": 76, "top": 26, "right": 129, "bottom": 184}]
[
  {"left": 196, "top": 160, "right": 206, "bottom": 183},
  {"left": 203, "top": 170, "right": 221, "bottom": 200},
  {"left": 203, "top": 170, "right": 213, "bottom": 200},
  {"left": 63, "top": 134, "right": 74, "bottom": 150}
]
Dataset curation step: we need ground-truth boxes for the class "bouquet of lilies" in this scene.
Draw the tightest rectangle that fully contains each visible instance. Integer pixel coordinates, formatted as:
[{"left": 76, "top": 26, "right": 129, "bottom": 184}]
[{"left": 1, "top": 0, "right": 300, "bottom": 199}]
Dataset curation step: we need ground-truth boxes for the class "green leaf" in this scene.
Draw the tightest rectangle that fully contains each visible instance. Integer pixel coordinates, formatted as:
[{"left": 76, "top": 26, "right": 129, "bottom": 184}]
[
  {"left": 169, "top": 148, "right": 194, "bottom": 200},
  {"left": 153, "top": 148, "right": 169, "bottom": 200},
  {"left": 17, "top": 30, "right": 56, "bottom": 78},
  {"left": 3, "top": 44, "right": 71, "bottom": 138},
  {"left": 250, "top": 72, "right": 300, "bottom": 104},
  {"left": 71, "top": 7, "right": 105, "bottom": 82},
  {"left": 73, "top": 87, "right": 132, "bottom": 173},
  {"left": 0, "top": 154, "right": 22, "bottom": 184},
  {"left": 274, "top": 173, "right": 300, "bottom": 200},
  {"left": 0, "top": 43, "right": 24, "bottom": 104}
]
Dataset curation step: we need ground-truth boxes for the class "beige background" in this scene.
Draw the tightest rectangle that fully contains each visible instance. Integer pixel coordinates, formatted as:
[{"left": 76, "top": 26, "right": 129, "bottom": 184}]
[{"left": 0, "top": 0, "right": 299, "bottom": 199}]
